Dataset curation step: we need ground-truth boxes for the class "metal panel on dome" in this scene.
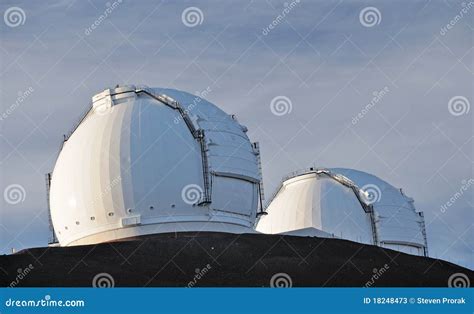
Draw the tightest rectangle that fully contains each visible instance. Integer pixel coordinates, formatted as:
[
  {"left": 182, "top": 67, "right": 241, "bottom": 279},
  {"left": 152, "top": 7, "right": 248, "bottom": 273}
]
[
  {"left": 211, "top": 177, "right": 257, "bottom": 218},
  {"left": 257, "top": 168, "right": 428, "bottom": 257},
  {"left": 329, "top": 168, "right": 428, "bottom": 255},
  {"left": 49, "top": 86, "right": 260, "bottom": 247},
  {"left": 145, "top": 88, "right": 261, "bottom": 217}
]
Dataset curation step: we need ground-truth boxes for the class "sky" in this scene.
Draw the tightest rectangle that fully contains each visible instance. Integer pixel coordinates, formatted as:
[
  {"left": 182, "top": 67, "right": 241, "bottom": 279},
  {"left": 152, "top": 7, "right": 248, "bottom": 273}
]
[{"left": 0, "top": 0, "right": 472, "bottom": 270}]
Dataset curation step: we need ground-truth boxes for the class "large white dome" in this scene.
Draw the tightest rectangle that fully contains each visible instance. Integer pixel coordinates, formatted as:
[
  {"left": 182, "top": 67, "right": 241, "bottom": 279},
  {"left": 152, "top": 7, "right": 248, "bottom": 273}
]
[{"left": 49, "top": 86, "right": 262, "bottom": 246}]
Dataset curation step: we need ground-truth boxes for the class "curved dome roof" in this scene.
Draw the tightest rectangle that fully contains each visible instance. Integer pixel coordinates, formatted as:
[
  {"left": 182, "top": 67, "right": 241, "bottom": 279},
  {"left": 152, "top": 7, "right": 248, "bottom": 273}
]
[
  {"left": 49, "top": 86, "right": 261, "bottom": 246},
  {"left": 327, "top": 168, "right": 425, "bottom": 248},
  {"left": 257, "top": 167, "right": 428, "bottom": 256},
  {"left": 328, "top": 168, "right": 413, "bottom": 204}
]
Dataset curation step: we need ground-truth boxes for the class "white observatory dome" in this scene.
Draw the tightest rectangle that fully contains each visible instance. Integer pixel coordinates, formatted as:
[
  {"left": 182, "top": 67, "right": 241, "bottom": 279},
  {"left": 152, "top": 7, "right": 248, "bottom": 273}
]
[
  {"left": 256, "top": 168, "right": 428, "bottom": 256},
  {"left": 48, "top": 86, "right": 263, "bottom": 246}
]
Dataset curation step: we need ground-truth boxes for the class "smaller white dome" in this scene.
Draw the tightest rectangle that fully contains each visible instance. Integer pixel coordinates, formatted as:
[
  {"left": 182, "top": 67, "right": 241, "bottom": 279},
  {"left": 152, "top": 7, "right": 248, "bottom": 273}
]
[{"left": 257, "top": 168, "right": 428, "bottom": 257}]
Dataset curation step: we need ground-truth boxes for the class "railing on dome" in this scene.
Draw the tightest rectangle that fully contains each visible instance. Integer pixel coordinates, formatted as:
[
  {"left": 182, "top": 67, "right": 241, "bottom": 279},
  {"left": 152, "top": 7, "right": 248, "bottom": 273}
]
[
  {"left": 134, "top": 88, "right": 212, "bottom": 205},
  {"left": 63, "top": 105, "right": 93, "bottom": 142},
  {"left": 196, "top": 129, "right": 212, "bottom": 205},
  {"left": 45, "top": 173, "right": 59, "bottom": 245},
  {"left": 262, "top": 167, "right": 330, "bottom": 209},
  {"left": 253, "top": 142, "right": 265, "bottom": 201},
  {"left": 419, "top": 212, "right": 429, "bottom": 257},
  {"left": 263, "top": 168, "right": 317, "bottom": 210},
  {"left": 264, "top": 167, "right": 371, "bottom": 210}
]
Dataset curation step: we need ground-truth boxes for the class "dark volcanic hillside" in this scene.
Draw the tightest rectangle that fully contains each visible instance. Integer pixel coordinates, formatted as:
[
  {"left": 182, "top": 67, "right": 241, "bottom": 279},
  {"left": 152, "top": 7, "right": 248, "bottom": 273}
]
[{"left": 0, "top": 232, "right": 472, "bottom": 287}]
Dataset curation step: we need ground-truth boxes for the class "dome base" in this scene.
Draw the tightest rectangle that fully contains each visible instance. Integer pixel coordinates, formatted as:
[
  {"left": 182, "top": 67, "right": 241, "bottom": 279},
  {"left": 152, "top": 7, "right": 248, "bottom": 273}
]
[{"left": 63, "top": 221, "right": 257, "bottom": 246}]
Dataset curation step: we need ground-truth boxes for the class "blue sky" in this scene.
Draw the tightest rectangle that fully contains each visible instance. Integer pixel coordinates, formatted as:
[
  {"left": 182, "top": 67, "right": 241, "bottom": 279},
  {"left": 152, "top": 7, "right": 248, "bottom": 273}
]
[{"left": 0, "top": 0, "right": 472, "bottom": 269}]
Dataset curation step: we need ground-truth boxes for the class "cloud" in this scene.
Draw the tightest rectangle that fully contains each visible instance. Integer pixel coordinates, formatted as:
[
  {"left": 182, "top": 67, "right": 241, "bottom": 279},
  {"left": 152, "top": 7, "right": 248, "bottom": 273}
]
[{"left": 0, "top": 0, "right": 472, "bottom": 269}]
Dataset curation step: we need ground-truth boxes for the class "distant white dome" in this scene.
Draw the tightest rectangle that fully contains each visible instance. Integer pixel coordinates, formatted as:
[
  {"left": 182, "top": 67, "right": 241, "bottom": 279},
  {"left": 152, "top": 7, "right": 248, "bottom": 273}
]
[
  {"left": 49, "top": 86, "right": 262, "bottom": 246},
  {"left": 256, "top": 168, "right": 428, "bottom": 257}
]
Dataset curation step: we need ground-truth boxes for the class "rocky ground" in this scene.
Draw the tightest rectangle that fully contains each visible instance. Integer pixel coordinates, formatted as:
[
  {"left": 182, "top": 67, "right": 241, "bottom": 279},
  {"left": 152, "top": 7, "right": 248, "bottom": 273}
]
[{"left": 0, "top": 232, "right": 472, "bottom": 287}]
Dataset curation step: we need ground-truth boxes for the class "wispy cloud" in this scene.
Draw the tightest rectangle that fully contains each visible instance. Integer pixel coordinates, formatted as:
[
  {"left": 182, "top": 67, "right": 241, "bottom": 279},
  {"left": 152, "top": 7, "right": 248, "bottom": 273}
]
[{"left": 0, "top": 0, "right": 472, "bottom": 269}]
